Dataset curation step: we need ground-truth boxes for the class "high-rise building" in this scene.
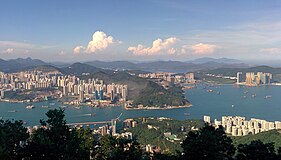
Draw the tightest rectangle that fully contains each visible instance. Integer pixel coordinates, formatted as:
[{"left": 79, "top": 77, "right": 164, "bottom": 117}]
[
  {"left": 99, "top": 90, "right": 104, "bottom": 100},
  {"left": 203, "top": 115, "right": 211, "bottom": 124},
  {"left": 111, "top": 119, "right": 117, "bottom": 135},
  {"left": 0, "top": 89, "right": 4, "bottom": 99},
  {"left": 237, "top": 72, "right": 242, "bottom": 84},
  {"left": 79, "top": 90, "right": 84, "bottom": 102}
]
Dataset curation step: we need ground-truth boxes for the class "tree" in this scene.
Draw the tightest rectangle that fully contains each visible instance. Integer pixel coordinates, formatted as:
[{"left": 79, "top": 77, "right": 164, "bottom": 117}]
[
  {"left": 93, "top": 135, "right": 143, "bottom": 160},
  {"left": 236, "top": 140, "right": 277, "bottom": 160},
  {"left": 181, "top": 124, "right": 235, "bottom": 160},
  {"left": 19, "top": 108, "right": 87, "bottom": 159},
  {"left": 0, "top": 119, "right": 28, "bottom": 159}
]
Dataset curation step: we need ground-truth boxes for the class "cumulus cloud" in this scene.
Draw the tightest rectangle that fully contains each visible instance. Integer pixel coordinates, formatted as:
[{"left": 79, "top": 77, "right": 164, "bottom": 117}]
[
  {"left": 74, "top": 46, "right": 84, "bottom": 54},
  {"left": 190, "top": 43, "right": 218, "bottom": 55},
  {"left": 260, "top": 48, "right": 281, "bottom": 54},
  {"left": 74, "top": 31, "right": 117, "bottom": 54},
  {"left": 128, "top": 37, "right": 177, "bottom": 55},
  {"left": 2, "top": 48, "right": 14, "bottom": 54}
]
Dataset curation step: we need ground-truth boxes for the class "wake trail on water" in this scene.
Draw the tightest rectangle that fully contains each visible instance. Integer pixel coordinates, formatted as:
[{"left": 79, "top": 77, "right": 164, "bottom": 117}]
[{"left": 69, "top": 114, "right": 92, "bottom": 117}]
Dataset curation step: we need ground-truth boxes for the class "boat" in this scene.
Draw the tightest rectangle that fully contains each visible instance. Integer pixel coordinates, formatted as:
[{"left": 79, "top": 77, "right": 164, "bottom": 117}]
[
  {"left": 60, "top": 105, "right": 67, "bottom": 109},
  {"left": 74, "top": 106, "right": 81, "bottom": 110},
  {"left": 26, "top": 105, "right": 35, "bottom": 109},
  {"left": 91, "top": 113, "right": 96, "bottom": 116},
  {"left": 231, "top": 104, "right": 235, "bottom": 108},
  {"left": 8, "top": 110, "right": 17, "bottom": 113},
  {"left": 251, "top": 94, "right": 256, "bottom": 98},
  {"left": 184, "top": 113, "right": 190, "bottom": 116},
  {"left": 206, "top": 89, "right": 213, "bottom": 92},
  {"left": 264, "top": 95, "right": 272, "bottom": 99},
  {"left": 49, "top": 103, "right": 55, "bottom": 106},
  {"left": 41, "top": 105, "right": 49, "bottom": 108}
]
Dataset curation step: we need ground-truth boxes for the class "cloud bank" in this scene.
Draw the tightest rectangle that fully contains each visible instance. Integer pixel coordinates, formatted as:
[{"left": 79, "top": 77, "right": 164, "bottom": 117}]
[
  {"left": 128, "top": 37, "right": 218, "bottom": 56},
  {"left": 260, "top": 48, "right": 281, "bottom": 54},
  {"left": 2, "top": 48, "right": 14, "bottom": 54}
]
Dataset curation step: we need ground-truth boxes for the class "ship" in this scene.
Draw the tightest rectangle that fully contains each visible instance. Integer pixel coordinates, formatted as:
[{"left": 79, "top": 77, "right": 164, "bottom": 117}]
[
  {"left": 26, "top": 105, "right": 35, "bottom": 109},
  {"left": 8, "top": 110, "right": 17, "bottom": 113},
  {"left": 75, "top": 106, "right": 81, "bottom": 110},
  {"left": 264, "top": 95, "right": 272, "bottom": 99}
]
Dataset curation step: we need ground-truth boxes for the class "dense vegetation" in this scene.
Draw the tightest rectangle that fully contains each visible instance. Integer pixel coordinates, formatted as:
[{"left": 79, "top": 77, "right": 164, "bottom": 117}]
[
  {"left": 82, "top": 70, "right": 189, "bottom": 107},
  {"left": 129, "top": 118, "right": 204, "bottom": 154},
  {"left": 233, "top": 130, "right": 281, "bottom": 150},
  {"left": 2, "top": 110, "right": 281, "bottom": 159}
]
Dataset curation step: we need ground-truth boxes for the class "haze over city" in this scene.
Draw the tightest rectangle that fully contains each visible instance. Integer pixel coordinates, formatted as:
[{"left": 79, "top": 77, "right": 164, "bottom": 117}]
[{"left": 1, "top": 0, "right": 281, "bottom": 63}]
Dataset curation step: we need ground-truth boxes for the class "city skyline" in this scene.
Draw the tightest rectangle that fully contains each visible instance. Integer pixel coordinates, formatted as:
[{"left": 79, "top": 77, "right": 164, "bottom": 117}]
[{"left": 1, "top": 0, "right": 281, "bottom": 62}]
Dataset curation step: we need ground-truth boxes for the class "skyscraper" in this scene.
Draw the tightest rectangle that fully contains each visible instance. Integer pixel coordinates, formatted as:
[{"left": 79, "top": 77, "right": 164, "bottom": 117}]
[{"left": 237, "top": 72, "right": 242, "bottom": 84}]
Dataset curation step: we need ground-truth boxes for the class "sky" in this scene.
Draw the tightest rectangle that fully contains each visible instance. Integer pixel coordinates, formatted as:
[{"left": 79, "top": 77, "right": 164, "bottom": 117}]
[{"left": 0, "top": 0, "right": 281, "bottom": 62}]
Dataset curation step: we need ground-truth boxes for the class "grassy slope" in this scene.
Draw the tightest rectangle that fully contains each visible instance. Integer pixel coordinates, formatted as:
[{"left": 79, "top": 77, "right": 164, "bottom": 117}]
[{"left": 232, "top": 130, "right": 281, "bottom": 149}]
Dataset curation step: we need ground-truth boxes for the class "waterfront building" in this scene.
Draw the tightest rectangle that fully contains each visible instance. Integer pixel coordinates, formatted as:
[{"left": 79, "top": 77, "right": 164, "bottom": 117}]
[
  {"left": 236, "top": 72, "right": 242, "bottom": 84},
  {"left": 0, "top": 89, "right": 4, "bottom": 98}
]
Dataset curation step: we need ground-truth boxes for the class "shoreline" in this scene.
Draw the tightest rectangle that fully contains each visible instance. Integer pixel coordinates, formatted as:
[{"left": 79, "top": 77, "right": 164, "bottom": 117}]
[{"left": 124, "top": 104, "right": 192, "bottom": 110}]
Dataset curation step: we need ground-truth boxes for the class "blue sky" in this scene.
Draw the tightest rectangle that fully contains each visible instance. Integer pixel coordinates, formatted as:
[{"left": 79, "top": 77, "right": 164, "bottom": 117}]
[{"left": 0, "top": 0, "right": 281, "bottom": 62}]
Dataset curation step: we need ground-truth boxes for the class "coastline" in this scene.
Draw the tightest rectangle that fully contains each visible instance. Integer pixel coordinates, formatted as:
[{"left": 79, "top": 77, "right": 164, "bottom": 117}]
[{"left": 124, "top": 103, "right": 192, "bottom": 110}]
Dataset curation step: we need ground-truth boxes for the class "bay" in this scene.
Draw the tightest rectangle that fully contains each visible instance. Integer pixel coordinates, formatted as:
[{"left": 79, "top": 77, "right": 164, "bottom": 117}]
[{"left": 1, "top": 84, "right": 281, "bottom": 126}]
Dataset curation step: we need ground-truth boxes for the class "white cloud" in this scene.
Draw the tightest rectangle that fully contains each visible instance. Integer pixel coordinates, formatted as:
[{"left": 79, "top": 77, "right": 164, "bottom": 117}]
[
  {"left": 2, "top": 48, "right": 14, "bottom": 54},
  {"left": 73, "top": 46, "right": 84, "bottom": 54},
  {"left": 0, "top": 41, "right": 34, "bottom": 49},
  {"left": 128, "top": 37, "right": 177, "bottom": 55},
  {"left": 58, "top": 50, "right": 66, "bottom": 55},
  {"left": 190, "top": 43, "right": 218, "bottom": 55},
  {"left": 260, "top": 48, "right": 281, "bottom": 54},
  {"left": 179, "top": 43, "right": 218, "bottom": 55},
  {"left": 74, "top": 31, "right": 117, "bottom": 54}
]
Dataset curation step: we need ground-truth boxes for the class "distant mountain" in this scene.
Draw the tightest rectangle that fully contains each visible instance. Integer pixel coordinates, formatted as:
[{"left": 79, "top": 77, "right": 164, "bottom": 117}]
[
  {"left": 189, "top": 57, "right": 242, "bottom": 64},
  {"left": 0, "top": 57, "right": 248, "bottom": 73},
  {"left": 83, "top": 59, "right": 248, "bottom": 73},
  {"left": 59, "top": 63, "right": 112, "bottom": 75},
  {"left": 85, "top": 60, "right": 138, "bottom": 70},
  {"left": 0, "top": 57, "right": 47, "bottom": 72},
  {"left": 9, "top": 57, "right": 47, "bottom": 67},
  {"left": 202, "top": 65, "right": 281, "bottom": 82}
]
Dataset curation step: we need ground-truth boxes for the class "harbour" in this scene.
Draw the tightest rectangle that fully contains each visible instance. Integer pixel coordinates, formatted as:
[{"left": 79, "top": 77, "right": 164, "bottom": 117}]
[{"left": 1, "top": 84, "right": 281, "bottom": 126}]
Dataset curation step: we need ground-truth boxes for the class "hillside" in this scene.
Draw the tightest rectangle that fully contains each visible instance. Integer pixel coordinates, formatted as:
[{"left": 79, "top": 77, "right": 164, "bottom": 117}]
[
  {"left": 0, "top": 57, "right": 48, "bottom": 72},
  {"left": 232, "top": 130, "right": 281, "bottom": 149},
  {"left": 59, "top": 63, "right": 112, "bottom": 75},
  {"left": 81, "top": 71, "right": 190, "bottom": 107}
]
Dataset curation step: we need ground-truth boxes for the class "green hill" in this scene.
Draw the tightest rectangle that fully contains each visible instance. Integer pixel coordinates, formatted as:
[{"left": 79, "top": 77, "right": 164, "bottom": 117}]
[
  {"left": 82, "top": 71, "right": 190, "bottom": 107},
  {"left": 232, "top": 130, "right": 281, "bottom": 149}
]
